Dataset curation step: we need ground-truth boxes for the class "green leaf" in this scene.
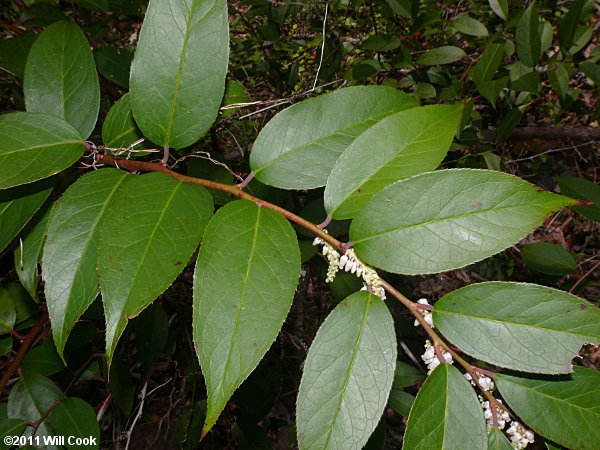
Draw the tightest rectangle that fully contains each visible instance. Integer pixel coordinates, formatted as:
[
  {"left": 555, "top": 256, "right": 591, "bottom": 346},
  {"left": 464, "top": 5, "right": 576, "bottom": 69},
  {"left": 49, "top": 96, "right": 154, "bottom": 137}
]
[
  {"left": 388, "top": 390, "right": 415, "bottom": 417},
  {"left": 7, "top": 375, "right": 62, "bottom": 440},
  {"left": 14, "top": 205, "right": 52, "bottom": 300},
  {"left": 325, "top": 104, "right": 462, "bottom": 219},
  {"left": 193, "top": 200, "right": 300, "bottom": 434},
  {"left": 520, "top": 242, "right": 576, "bottom": 276},
  {"left": 393, "top": 361, "right": 425, "bottom": 389},
  {"left": 548, "top": 63, "right": 570, "bottom": 102},
  {"left": 0, "top": 178, "right": 53, "bottom": 254},
  {"left": 0, "top": 32, "right": 37, "bottom": 79},
  {"left": 219, "top": 80, "right": 250, "bottom": 119},
  {"left": 516, "top": 2, "right": 541, "bottom": 67},
  {"left": 452, "top": 14, "right": 488, "bottom": 37},
  {"left": 403, "top": 364, "right": 487, "bottom": 449},
  {"left": 497, "top": 109, "right": 523, "bottom": 141},
  {"left": 134, "top": 303, "right": 169, "bottom": 375},
  {"left": 555, "top": 176, "right": 600, "bottom": 222},
  {"left": 350, "top": 169, "right": 575, "bottom": 274},
  {"left": 297, "top": 291, "right": 396, "bottom": 450},
  {"left": 0, "top": 416, "right": 26, "bottom": 450},
  {"left": 488, "top": 0, "right": 508, "bottom": 20},
  {"left": 4, "top": 283, "right": 37, "bottom": 326},
  {"left": 488, "top": 428, "right": 514, "bottom": 450},
  {"left": 68, "top": 0, "right": 109, "bottom": 12},
  {"left": 108, "top": 354, "right": 134, "bottom": 414},
  {"left": 471, "top": 43, "right": 505, "bottom": 84},
  {"left": 495, "top": 367, "right": 600, "bottom": 449},
  {"left": 99, "top": 173, "right": 213, "bottom": 361},
  {"left": 43, "top": 169, "right": 129, "bottom": 358},
  {"left": 101, "top": 93, "right": 145, "bottom": 151},
  {"left": 416, "top": 46, "right": 466, "bottom": 65},
  {"left": 0, "top": 112, "right": 84, "bottom": 190},
  {"left": 579, "top": 62, "right": 600, "bottom": 86},
  {"left": 557, "top": 0, "right": 585, "bottom": 50},
  {"left": 477, "top": 76, "right": 508, "bottom": 108},
  {"left": 130, "top": 0, "right": 229, "bottom": 149},
  {"left": 94, "top": 46, "right": 132, "bottom": 89},
  {"left": 24, "top": 21, "right": 100, "bottom": 139},
  {"left": 0, "top": 291, "right": 16, "bottom": 334},
  {"left": 187, "top": 154, "right": 234, "bottom": 206},
  {"left": 46, "top": 398, "right": 100, "bottom": 450},
  {"left": 250, "top": 86, "right": 418, "bottom": 190},
  {"left": 433, "top": 282, "right": 600, "bottom": 373},
  {"left": 362, "top": 34, "right": 402, "bottom": 51},
  {"left": 21, "top": 339, "right": 65, "bottom": 377}
]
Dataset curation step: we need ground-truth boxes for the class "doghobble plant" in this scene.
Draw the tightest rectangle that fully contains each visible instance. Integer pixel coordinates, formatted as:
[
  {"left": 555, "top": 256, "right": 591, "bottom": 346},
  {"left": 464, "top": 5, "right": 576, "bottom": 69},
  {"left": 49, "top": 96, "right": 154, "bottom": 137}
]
[{"left": 0, "top": 0, "right": 599, "bottom": 449}]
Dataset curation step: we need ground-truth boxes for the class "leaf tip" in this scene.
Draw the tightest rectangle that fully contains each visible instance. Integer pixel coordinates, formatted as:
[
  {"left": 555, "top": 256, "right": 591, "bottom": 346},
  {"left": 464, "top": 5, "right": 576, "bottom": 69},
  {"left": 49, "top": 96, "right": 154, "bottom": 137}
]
[{"left": 576, "top": 200, "right": 594, "bottom": 206}]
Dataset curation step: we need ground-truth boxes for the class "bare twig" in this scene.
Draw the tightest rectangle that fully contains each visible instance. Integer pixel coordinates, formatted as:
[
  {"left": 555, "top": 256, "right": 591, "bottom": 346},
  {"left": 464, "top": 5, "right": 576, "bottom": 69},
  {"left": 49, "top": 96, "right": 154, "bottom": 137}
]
[
  {"left": 313, "top": 2, "right": 329, "bottom": 89},
  {"left": 505, "top": 141, "right": 596, "bottom": 164},
  {"left": 125, "top": 381, "right": 148, "bottom": 450}
]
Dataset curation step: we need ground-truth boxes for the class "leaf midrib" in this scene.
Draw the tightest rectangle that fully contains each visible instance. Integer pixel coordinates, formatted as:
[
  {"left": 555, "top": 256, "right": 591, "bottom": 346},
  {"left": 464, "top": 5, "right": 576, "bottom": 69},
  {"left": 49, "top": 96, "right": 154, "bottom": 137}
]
[
  {"left": 353, "top": 195, "right": 561, "bottom": 244},
  {"left": 322, "top": 295, "right": 372, "bottom": 448},
  {"left": 434, "top": 308, "right": 596, "bottom": 339},
  {"left": 214, "top": 206, "right": 261, "bottom": 399},
  {"left": 0, "top": 141, "right": 82, "bottom": 157}
]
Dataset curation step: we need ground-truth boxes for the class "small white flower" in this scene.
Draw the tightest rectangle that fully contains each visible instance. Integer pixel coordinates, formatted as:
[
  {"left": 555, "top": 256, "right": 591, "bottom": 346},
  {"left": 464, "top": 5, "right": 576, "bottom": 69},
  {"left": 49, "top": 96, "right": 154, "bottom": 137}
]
[
  {"left": 417, "top": 298, "right": 430, "bottom": 305},
  {"left": 312, "top": 237, "right": 322, "bottom": 246},
  {"left": 479, "top": 376, "right": 494, "bottom": 392},
  {"left": 339, "top": 254, "right": 348, "bottom": 268}
]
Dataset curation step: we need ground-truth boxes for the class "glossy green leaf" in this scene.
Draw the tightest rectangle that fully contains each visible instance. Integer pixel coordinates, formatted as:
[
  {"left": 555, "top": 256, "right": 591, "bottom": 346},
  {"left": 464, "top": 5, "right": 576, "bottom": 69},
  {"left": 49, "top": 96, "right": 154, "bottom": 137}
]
[
  {"left": 325, "top": 104, "right": 461, "bottom": 219},
  {"left": 99, "top": 172, "right": 213, "bottom": 361},
  {"left": 416, "top": 46, "right": 466, "bottom": 65},
  {"left": 24, "top": 21, "right": 100, "bottom": 139},
  {"left": 488, "top": 428, "right": 513, "bottom": 450},
  {"left": 0, "top": 112, "right": 84, "bottom": 190},
  {"left": 548, "top": 63, "right": 570, "bottom": 102},
  {"left": 488, "top": 0, "right": 508, "bottom": 20},
  {"left": 433, "top": 282, "right": 600, "bottom": 373},
  {"left": 350, "top": 169, "right": 576, "bottom": 274},
  {"left": 297, "top": 291, "right": 396, "bottom": 449},
  {"left": 520, "top": 242, "right": 576, "bottom": 276},
  {"left": 393, "top": 361, "right": 425, "bottom": 389},
  {"left": 555, "top": 176, "right": 600, "bottom": 222},
  {"left": 452, "top": 14, "right": 488, "bottom": 37},
  {"left": 108, "top": 354, "right": 134, "bottom": 414},
  {"left": 495, "top": 367, "right": 600, "bottom": 449},
  {"left": 21, "top": 339, "right": 65, "bottom": 377},
  {"left": 516, "top": 2, "right": 541, "bottom": 67},
  {"left": 101, "top": 93, "right": 145, "bottom": 151},
  {"left": 569, "top": 25, "right": 592, "bottom": 54},
  {"left": 130, "top": 0, "right": 229, "bottom": 149},
  {"left": 0, "top": 292, "right": 15, "bottom": 334},
  {"left": 14, "top": 205, "right": 52, "bottom": 300},
  {"left": 388, "top": 390, "right": 415, "bottom": 417},
  {"left": 47, "top": 398, "right": 100, "bottom": 450},
  {"left": 0, "top": 178, "right": 53, "bottom": 254},
  {"left": 471, "top": 43, "right": 504, "bottom": 84},
  {"left": 94, "top": 46, "right": 132, "bottom": 89},
  {"left": 403, "top": 364, "right": 487, "bottom": 449},
  {"left": 43, "top": 169, "right": 129, "bottom": 358},
  {"left": 7, "top": 375, "right": 62, "bottom": 440},
  {"left": 3, "top": 283, "right": 37, "bottom": 326},
  {"left": 250, "top": 86, "right": 418, "bottom": 190},
  {"left": 193, "top": 200, "right": 300, "bottom": 434},
  {"left": 0, "top": 33, "right": 37, "bottom": 79}
]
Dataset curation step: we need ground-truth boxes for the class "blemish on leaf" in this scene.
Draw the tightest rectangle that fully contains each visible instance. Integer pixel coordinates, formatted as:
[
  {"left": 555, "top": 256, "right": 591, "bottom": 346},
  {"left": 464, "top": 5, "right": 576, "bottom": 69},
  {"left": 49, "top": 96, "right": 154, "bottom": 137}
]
[
  {"left": 174, "top": 261, "right": 182, "bottom": 266},
  {"left": 470, "top": 201, "right": 482, "bottom": 211},
  {"left": 579, "top": 303, "right": 587, "bottom": 310}
]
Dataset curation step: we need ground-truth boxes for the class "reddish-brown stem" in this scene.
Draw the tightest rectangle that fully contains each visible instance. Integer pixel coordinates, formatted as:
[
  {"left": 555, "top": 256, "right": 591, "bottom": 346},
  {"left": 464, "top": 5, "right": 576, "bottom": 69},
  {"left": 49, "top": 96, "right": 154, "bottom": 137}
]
[
  {"left": 0, "top": 312, "right": 49, "bottom": 393},
  {"left": 99, "top": 155, "right": 512, "bottom": 419}
]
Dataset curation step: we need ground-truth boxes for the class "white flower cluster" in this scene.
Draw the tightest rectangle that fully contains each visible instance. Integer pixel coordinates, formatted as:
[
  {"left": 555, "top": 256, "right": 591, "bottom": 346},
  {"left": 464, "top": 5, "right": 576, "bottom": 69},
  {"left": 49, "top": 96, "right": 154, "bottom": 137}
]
[
  {"left": 421, "top": 340, "right": 453, "bottom": 374},
  {"left": 506, "top": 421, "right": 535, "bottom": 449},
  {"left": 312, "top": 238, "right": 385, "bottom": 299},
  {"left": 481, "top": 398, "right": 510, "bottom": 429},
  {"left": 464, "top": 372, "right": 494, "bottom": 391},
  {"left": 313, "top": 237, "right": 341, "bottom": 282},
  {"left": 480, "top": 398, "right": 534, "bottom": 448},
  {"left": 413, "top": 298, "right": 434, "bottom": 328}
]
